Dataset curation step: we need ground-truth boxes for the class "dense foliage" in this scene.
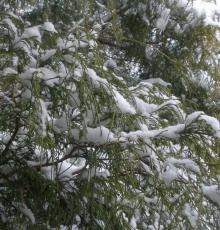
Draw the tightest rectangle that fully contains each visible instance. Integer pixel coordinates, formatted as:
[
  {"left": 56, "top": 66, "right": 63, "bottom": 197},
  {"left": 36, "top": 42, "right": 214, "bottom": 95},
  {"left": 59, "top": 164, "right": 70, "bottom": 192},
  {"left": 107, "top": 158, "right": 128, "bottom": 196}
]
[{"left": 0, "top": 0, "right": 220, "bottom": 229}]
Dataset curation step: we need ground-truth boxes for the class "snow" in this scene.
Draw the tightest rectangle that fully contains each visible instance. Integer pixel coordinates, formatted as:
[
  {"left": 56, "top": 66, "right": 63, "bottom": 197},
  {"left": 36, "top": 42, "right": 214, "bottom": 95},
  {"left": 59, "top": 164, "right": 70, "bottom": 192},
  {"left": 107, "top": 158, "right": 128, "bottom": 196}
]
[
  {"left": 71, "top": 126, "right": 115, "bottom": 144},
  {"left": 12, "top": 56, "right": 18, "bottom": 67},
  {"left": 40, "top": 49, "right": 56, "bottom": 62},
  {"left": 158, "top": 124, "right": 185, "bottom": 139},
  {"left": 21, "top": 26, "right": 41, "bottom": 42},
  {"left": 122, "top": 124, "right": 185, "bottom": 141},
  {"left": 122, "top": 109, "right": 220, "bottom": 141},
  {"left": 63, "top": 54, "right": 75, "bottom": 63},
  {"left": 81, "top": 167, "right": 110, "bottom": 179},
  {"left": 19, "top": 67, "right": 60, "bottom": 86},
  {"left": 57, "top": 38, "right": 77, "bottom": 51},
  {"left": 39, "top": 99, "right": 49, "bottom": 136},
  {"left": 199, "top": 114, "right": 220, "bottom": 137},
  {"left": 156, "top": 7, "right": 170, "bottom": 31},
  {"left": 86, "top": 68, "right": 108, "bottom": 87},
  {"left": 15, "top": 203, "right": 35, "bottom": 224},
  {"left": 144, "top": 196, "right": 158, "bottom": 204},
  {"left": 19, "top": 68, "right": 39, "bottom": 80},
  {"left": 182, "top": 203, "right": 198, "bottom": 227},
  {"left": 3, "top": 18, "right": 17, "bottom": 34},
  {"left": 113, "top": 89, "right": 136, "bottom": 114},
  {"left": 41, "top": 22, "right": 57, "bottom": 33},
  {"left": 185, "top": 111, "right": 204, "bottom": 126},
  {"left": 39, "top": 67, "right": 60, "bottom": 87},
  {"left": 2, "top": 67, "right": 17, "bottom": 76},
  {"left": 57, "top": 161, "right": 85, "bottom": 180},
  {"left": 86, "top": 68, "right": 136, "bottom": 114},
  {"left": 0, "top": 133, "right": 11, "bottom": 144},
  {"left": 140, "top": 161, "right": 154, "bottom": 175},
  {"left": 144, "top": 78, "right": 171, "bottom": 87},
  {"left": 145, "top": 45, "right": 155, "bottom": 59},
  {"left": 166, "top": 157, "right": 200, "bottom": 174},
  {"left": 191, "top": 71, "right": 213, "bottom": 90},
  {"left": 130, "top": 216, "right": 137, "bottom": 229},
  {"left": 53, "top": 115, "right": 68, "bottom": 133},
  {"left": 134, "top": 97, "right": 157, "bottom": 115},
  {"left": 201, "top": 184, "right": 220, "bottom": 206},
  {"left": 161, "top": 157, "right": 200, "bottom": 186},
  {"left": 21, "top": 89, "right": 32, "bottom": 99},
  {"left": 161, "top": 164, "right": 178, "bottom": 185},
  {"left": 104, "top": 59, "right": 117, "bottom": 69},
  {"left": 192, "top": 0, "right": 220, "bottom": 27}
]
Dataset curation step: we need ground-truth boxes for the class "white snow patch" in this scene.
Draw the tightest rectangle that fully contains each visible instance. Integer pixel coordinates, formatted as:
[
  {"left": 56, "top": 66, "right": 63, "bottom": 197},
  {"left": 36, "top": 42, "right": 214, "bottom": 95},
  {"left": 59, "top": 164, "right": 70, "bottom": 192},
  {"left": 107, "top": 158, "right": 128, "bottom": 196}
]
[
  {"left": 21, "top": 26, "right": 41, "bottom": 42},
  {"left": 156, "top": 7, "right": 170, "bottom": 31},
  {"left": 161, "top": 164, "right": 178, "bottom": 185},
  {"left": 185, "top": 111, "right": 204, "bottom": 126},
  {"left": 166, "top": 157, "right": 200, "bottom": 174},
  {"left": 202, "top": 184, "right": 220, "bottom": 206},
  {"left": 15, "top": 203, "right": 35, "bottom": 224},
  {"left": 182, "top": 203, "right": 198, "bottom": 227},
  {"left": 39, "top": 99, "right": 49, "bottom": 136},
  {"left": 3, "top": 18, "right": 17, "bottom": 34},
  {"left": 2, "top": 67, "right": 17, "bottom": 76},
  {"left": 144, "top": 78, "right": 171, "bottom": 87},
  {"left": 113, "top": 89, "right": 136, "bottom": 114},
  {"left": 86, "top": 68, "right": 108, "bottom": 87},
  {"left": 200, "top": 115, "right": 220, "bottom": 137},
  {"left": 41, "top": 22, "right": 57, "bottom": 33},
  {"left": 71, "top": 126, "right": 115, "bottom": 144},
  {"left": 40, "top": 49, "right": 56, "bottom": 62}
]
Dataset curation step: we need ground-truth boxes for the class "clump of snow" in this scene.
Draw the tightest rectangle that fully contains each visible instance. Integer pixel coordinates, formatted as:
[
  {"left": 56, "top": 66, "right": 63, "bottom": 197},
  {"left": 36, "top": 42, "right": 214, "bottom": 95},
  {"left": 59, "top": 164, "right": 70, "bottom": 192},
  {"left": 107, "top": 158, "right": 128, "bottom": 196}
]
[
  {"left": 161, "top": 164, "right": 178, "bottom": 185},
  {"left": 192, "top": 0, "right": 220, "bottom": 27},
  {"left": 167, "top": 157, "right": 200, "bottom": 174},
  {"left": 85, "top": 68, "right": 136, "bottom": 114},
  {"left": 130, "top": 216, "right": 137, "bottom": 229},
  {"left": 2, "top": 18, "right": 17, "bottom": 34},
  {"left": 122, "top": 124, "right": 185, "bottom": 141},
  {"left": 201, "top": 184, "right": 220, "bottom": 206},
  {"left": 71, "top": 126, "right": 115, "bottom": 144},
  {"left": 41, "top": 22, "right": 57, "bottom": 33},
  {"left": 134, "top": 97, "right": 158, "bottom": 115},
  {"left": 113, "top": 89, "right": 136, "bottom": 114},
  {"left": 199, "top": 115, "right": 220, "bottom": 137},
  {"left": 57, "top": 161, "right": 85, "bottom": 180},
  {"left": 182, "top": 203, "right": 198, "bottom": 227},
  {"left": 21, "top": 26, "right": 41, "bottom": 42},
  {"left": 191, "top": 71, "right": 213, "bottom": 90},
  {"left": 81, "top": 167, "right": 110, "bottom": 180},
  {"left": 144, "top": 78, "right": 171, "bottom": 87},
  {"left": 2, "top": 67, "right": 17, "bottom": 76},
  {"left": 104, "top": 59, "right": 117, "bottom": 70},
  {"left": 19, "top": 67, "right": 61, "bottom": 86},
  {"left": 185, "top": 111, "right": 204, "bottom": 126},
  {"left": 14, "top": 203, "right": 36, "bottom": 224},
  {"left": 40, "top": 49, "right": 56, "bottom": 62},
  {"left": 145, "top": 45, "right": 155, "bottom": 59},
  {"left": 39, "top": 67, "right": 60, "bottom": 87},
  {"left": 156, "top": 7, "right": 170, "bottom": 31},
  {"left": 19, "top": 68, "right": 39, "bottom": 80},
  {"left": 39, "top": 99, "right": 50, "bottom": 136},
  {"left": 141, "top": 161, "right": 154, "bottom": 175},
  {"left": 86, "top": 68, "right": 108, "bottom": 87}
]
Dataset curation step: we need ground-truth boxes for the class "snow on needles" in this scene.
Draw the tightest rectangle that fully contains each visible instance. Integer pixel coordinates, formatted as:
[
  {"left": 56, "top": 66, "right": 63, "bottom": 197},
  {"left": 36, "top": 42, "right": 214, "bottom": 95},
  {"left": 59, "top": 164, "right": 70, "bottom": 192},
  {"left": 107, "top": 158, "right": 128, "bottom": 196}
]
[
  {"left": 202, "top": 184, "right": 220, "bottom": 206},
  {"left": 86, "top": 68, "right": 136, "bottom": 114},
  {"left": 71, "top": 126, "right": 115, "bottom": 144},
  {"left": 182, "top": 204, "right": 198, "bottom": 227},
  {"left": 192, "top": 0, "right": 220, "bottom": 27}
]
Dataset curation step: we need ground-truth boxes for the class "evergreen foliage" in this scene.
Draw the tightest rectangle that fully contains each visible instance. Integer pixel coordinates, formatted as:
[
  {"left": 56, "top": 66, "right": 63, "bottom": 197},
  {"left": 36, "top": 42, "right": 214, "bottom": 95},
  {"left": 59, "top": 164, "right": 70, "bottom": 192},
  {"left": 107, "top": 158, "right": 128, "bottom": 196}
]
[{"left": 0, "top": 0, "right": 220, "bottom": 229}]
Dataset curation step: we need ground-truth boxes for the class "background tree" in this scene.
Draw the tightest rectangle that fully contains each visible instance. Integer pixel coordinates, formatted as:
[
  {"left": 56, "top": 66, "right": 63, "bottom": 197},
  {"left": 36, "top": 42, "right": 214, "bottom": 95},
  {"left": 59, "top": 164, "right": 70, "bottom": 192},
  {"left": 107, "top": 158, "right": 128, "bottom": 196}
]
[{"left": 0, "top": 0, "right": 220, "bottom": 229}]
